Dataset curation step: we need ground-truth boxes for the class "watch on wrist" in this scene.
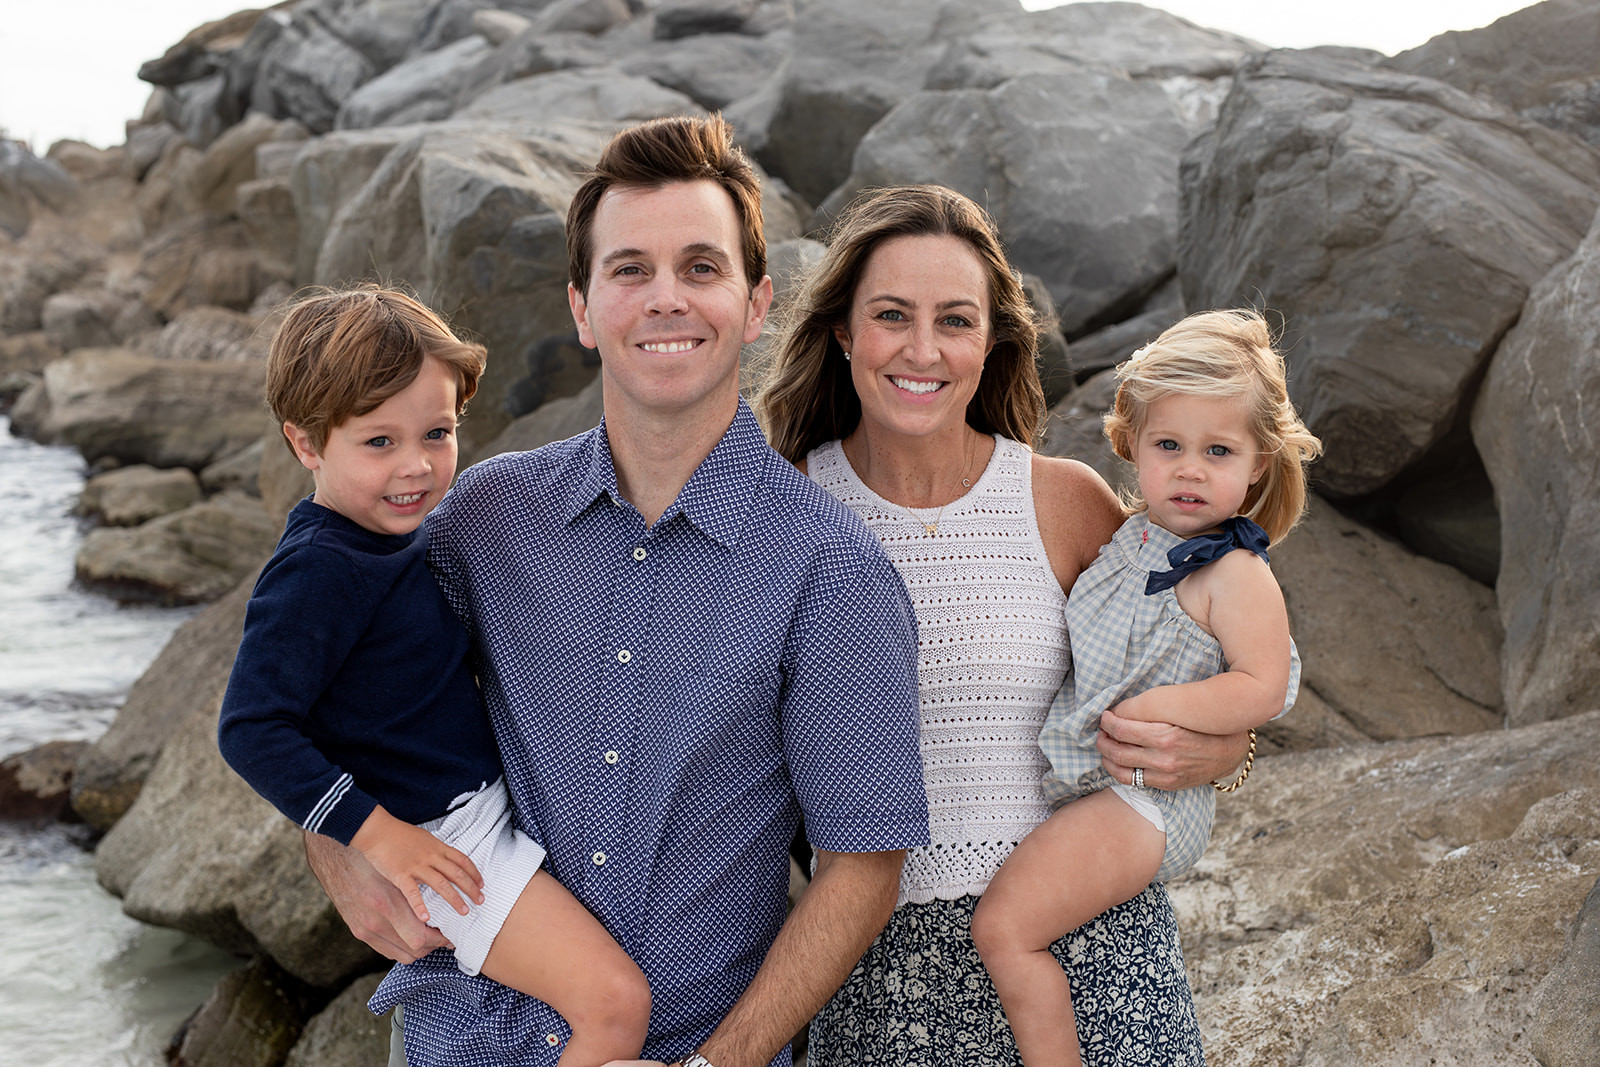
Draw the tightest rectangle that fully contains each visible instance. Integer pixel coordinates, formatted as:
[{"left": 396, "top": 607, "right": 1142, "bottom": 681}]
[{"left": 682, "top": 1054, "right": 717, "bottom": 1067}]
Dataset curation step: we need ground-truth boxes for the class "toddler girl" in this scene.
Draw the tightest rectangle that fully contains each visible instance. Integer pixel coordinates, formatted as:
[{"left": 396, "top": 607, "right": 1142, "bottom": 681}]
[{"left": 971, "top": 308, "right": 1322, "bottom": 1066}]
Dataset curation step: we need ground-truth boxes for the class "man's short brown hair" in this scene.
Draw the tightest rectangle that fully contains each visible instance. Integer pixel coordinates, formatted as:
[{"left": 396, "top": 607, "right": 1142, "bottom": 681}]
[
  {"left": 566, "top": 114, "right": 767, "bottom": 296},
  {"left": 265, "top": 284, "right": 487, "bottom": 455}
]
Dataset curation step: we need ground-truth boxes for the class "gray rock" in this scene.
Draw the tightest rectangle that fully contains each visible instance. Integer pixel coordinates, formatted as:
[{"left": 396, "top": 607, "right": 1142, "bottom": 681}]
[
  {"left": 1390, "top": 458, "right": 1500, "bottom": 586},
  {"left": 143, "top": 305, "right": 264, "bottom": 363},
  {"left": 653, "top": 0, "right": 758, "bottom": 40},
  {"left": 1472, "top": 204, "right": 1600, "bottom": 728},
  {"left": 123, "top": 122, "right": 182, "bottom": 182},
  {"left": 23, "top": 348, "right": 268, "bottom": 469},
  {"left": 336, "top": 36, "right": 495, "bottom": 130},
  {"left": 75, "top": 490, "right": 279, "bottom": 605},
  {"left": 190, "top": 113, "right": 309, "bottom": 217},
  {"left": 1272, "top": 496, "right": 1503, "bottom": 741},
  {"left": 284, "top": 973, "right": 389, "bottom": 1067},
  {"left": 470, "top": 8, "right": 534, "bottom": 47},
  {"left": 820, "top": 71, "right": 1192, "bottom": 335},
  {"left": 45, "top": 141, "right": 125, "bottom": 183},
  {"left": 77, "top": 464, "right": 204, "bottom": 527},
  {"left": 0, "top": 235, "right": 98, "bottom": 333},
  {"left": 72, "top": 568, "right": 257, "bottom": 832},
  {"left": 260, "top": 432, "right": 316, "bottom": 528},
  {"left": 294, "top": 120, "right": 614, "bottom": 455},
  {"left": 475, "top": 365, "right": 605, "bottom": 459},
  {"left": 726, "top": 0, "right": 1020, "bottom": 205},
  {"left": 1063, "top": 301, "right": 1186, "bottom": 380},
  {"left": 0, "top": 140, "right": 78, "bottom": 239},
  {"left": 167, "top": 957, "right": 314, "bottom": 1067},
  {"left": 612, "top": 29, "right": 793, "bottom": 112},
  {"left": 0, "top": 331, "right": 62, "bottom": 386},
  {"left": 40, "top": 289, "right": 160, "bottom": 352},
  {"left": 164, "top": 72, "right": 236, "bottom": 150},
  {"left": 138, "top": 8, "right": 269, "bottom": 89},
  {"left": 1037, "top": 367, "right": 1128, "bottom": 496},
  {"left": 455, "top": 67, "right": 705, "bottom": 125},
  {"left": 0, "top": 740, "right": 88, "bottom": 821},
  {"left": 1174, "top": 717, "right": 1600, "bottom": 1064},
  {"left": 1532, "top": 876, "right": 1600, "bottom": 1067},
  {"left": 1386, "top": 0, "right": 1600, "bottom": 148},
  {"left": 94, "top": 651, "right": 379, "bottom": 988},
  {"left": 249, "top": 6, "right": 382, "bottom": 133},
  {"left": 200, "top": 438, "right": 266, "bottom": 497},
  {"left": 926, "top": 0, "right": 1262, "bottom": 91},
  {"left": 1179, "top": 49, "right": 1600, "bottom": 498},
  {"left": 536, "top": 0, "right": 634, "bottom": 35}
]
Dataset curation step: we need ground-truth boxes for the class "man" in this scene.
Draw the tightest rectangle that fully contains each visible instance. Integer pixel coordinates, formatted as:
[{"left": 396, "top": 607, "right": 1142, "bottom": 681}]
[{"left": 306, "top": 115, "right": 929, "bottom": 1067}]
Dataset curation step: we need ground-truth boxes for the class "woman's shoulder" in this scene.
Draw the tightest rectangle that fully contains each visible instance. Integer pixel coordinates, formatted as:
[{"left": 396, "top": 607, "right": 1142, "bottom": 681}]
[{"left": 1029, "top": 451, "right": 1126, "bottom": 585}]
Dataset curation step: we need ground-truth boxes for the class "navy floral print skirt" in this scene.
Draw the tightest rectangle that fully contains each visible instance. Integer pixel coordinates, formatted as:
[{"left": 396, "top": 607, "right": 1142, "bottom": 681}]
[{"left": 809, "top": 885, "right": 1204, "bottom": 1066}]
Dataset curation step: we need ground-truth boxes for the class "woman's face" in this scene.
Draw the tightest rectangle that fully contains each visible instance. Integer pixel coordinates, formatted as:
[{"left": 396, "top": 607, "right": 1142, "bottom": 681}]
[{"left": 834, "top": 234, "right": 994, "bottom": 443}]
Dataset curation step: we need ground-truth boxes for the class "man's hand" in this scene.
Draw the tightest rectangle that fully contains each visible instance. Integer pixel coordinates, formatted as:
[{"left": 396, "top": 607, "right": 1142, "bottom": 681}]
[
  {"left": 350, "top": 805, "right": 484, "bottom": 924},
  {"left": 1097, "top": 706, "right": 1251, "bottom": 792},
  {"left": 304, "top": 830, "right": 452, "bottom": 963}
]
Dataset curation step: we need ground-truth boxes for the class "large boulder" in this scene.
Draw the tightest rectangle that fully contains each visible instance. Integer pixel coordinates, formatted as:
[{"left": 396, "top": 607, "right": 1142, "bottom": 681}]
[
  {"left": 296, "top": 120, "right": 612, "bottom": 455},
  {"left": 820, "top": 70, "right": 1194, "bottom": 336},
  {"left": 94, "top": 677, "right": 380, "bottom": 988},
  {"left": 75, "top": 490, "right": 279, "bottom": 605},
  {"left": 1270, "top": 497, "right": 1503, "bottom": 741},
  {"left": 77, "top": 464, "right": 204, "bottom": 527},
  {"left": 1472, "top": 205, "right": 1600, "bottom": 728},
  {"left": 925, "top": 0, "right": 1260, "bottom": 91},
  {"left": 615, "top": 30, "right": 795, "bottom": 113},
  {"left": 1172, "top": 713, "right": 1600, "bottom": 1063},
  {"left": 167, "top": 957, "right": 318, "bottom": 1067},
  {"left": 40, "top": 289, "right": 161, "bottom": 352},
  {"left": 141, "top": 305, "right": 265, "bottom": 363},
  {"left": 72, "top": 569, "right": 258, "bottom": 831},
  {"left": 0, "top": 140, "right": 78, "bottom": 239},
  {"left": 335, "top": 35, "right": 495, "bottom": 130},
  {"left": 15, "top": 348, "right": 268, "bottom": 469},
  {"left": 455, "top": 66, "right": 705, "bottom": 125},
  {"left": 1179, "top": 49, "right": 1600, "bottom": 498},
  {"left": 0, "top": 231, "right": 99, "bottom": 333},
  {"left": 0, "top": 740, "right": 88, "bottom": 821},
  {"left": 283, "top": 973, "right": 389, "bottom": 1067},
  {"left": 1386, "top": 0, "right": 1600, "bottom": 148},
  {"left": 1532, "top": 876, "right": 1600, "bottom": 1067},
  {"left": 726, "top": 0, "right": 1020, "bottom": 204}
]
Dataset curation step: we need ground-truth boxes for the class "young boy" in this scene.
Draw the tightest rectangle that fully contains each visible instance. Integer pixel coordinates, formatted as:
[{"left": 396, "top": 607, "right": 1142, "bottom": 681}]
[{"left": 217, "top": 285, "right": 650, "bottom": 1066}]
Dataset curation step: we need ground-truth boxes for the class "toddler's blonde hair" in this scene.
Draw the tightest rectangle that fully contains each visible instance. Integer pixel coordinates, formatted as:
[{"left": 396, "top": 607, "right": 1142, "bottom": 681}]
[{"left": 1103, "top": 309, "right": 1322, "bottom": 544}]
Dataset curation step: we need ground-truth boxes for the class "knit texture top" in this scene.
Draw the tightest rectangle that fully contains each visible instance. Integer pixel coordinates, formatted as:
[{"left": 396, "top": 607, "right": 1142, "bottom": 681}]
[{"left": 808, "top": 435, "right": 1069, "bottom": 905}]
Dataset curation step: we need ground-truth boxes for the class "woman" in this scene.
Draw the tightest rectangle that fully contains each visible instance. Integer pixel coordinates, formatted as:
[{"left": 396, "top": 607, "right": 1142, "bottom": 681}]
[{"left": 756, "top": 185, "right": 1251, "bottom": 1065}]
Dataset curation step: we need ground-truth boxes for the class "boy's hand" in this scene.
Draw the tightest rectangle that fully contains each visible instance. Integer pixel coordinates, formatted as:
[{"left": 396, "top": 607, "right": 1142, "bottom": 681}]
[{"left": 350, "top": 806, "right": 484, "bottom": 924}]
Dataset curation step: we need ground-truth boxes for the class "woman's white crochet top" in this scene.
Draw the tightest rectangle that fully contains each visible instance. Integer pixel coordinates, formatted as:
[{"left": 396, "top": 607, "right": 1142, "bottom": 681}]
[{"left": 808, "top": 435, "right": 1070, "bottom": 905}]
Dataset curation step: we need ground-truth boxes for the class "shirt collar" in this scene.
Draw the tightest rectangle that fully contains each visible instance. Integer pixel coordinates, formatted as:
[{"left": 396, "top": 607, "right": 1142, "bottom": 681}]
[{"left": 561, "top": 399, "right": 769, "bottom": 548}]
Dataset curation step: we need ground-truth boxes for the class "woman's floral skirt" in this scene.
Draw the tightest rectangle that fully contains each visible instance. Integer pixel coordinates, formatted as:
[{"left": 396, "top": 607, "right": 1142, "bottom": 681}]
[{"left": 808, "top": 885, "right": 1204, "bottom": 1066}]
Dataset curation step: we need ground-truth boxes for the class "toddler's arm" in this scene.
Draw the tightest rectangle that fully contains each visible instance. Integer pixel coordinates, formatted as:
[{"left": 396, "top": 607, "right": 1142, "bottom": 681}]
[
  {"left": 1112, "top": 548, "right": 1292, "bottom": 736},
  {"left": 349, "top": 805, "right": 485, "bottom": 924}
]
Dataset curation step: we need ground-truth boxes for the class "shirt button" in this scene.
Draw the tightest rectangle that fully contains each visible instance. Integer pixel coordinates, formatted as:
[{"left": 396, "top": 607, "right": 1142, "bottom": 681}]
[
  {"left": 592, "top": 851, "right": 607, "bottom": 866},
  {"left": 617, "top": 649, "right": 631, "bottom": 663},
  {"left": 604, "top": 750, "right": 619, "bottom": 764},
  {"left": 633, "top": 546, "right": 647, "bottom": 561},
  {"left": 545, "top": 1034, "right": 560, "bottom": 1047}
]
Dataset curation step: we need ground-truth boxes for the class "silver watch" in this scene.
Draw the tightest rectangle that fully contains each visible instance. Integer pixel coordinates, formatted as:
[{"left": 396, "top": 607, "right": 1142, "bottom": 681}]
[{"left": 681, "top": 1055, "right": 718, "bottom": 1067}]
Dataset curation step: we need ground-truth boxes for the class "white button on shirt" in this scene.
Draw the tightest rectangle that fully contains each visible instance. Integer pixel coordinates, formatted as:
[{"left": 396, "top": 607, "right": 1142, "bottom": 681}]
[
  {"left": 604, "top": 750, "right": 619, "bottom": 764},
  {"left": 617, "top": 649, "right": 631, "bottom": 663},
  {"left": 633, "top": 546, "right": 647, "bottom": 561},
  {"left": 592, "top": 851, "right": 607, "bottom": 866}
]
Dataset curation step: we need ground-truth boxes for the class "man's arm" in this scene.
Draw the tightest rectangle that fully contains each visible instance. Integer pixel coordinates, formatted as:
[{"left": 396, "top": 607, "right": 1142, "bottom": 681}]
[
  {"left": 304, "top": 830, "right": 452, "bottom": 962},
  {"left": 686, "top": 848, "right": 902, "bottom": 1067}
]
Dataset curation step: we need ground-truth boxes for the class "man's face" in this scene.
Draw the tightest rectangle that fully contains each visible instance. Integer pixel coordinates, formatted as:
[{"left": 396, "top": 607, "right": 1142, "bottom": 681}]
[{"left": 568, "top": 180, "right": 773, "bottom": 426}]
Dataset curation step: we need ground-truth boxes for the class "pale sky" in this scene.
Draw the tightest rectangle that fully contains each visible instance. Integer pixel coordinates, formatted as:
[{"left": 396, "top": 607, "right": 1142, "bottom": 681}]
[{"left": 0, "top": 1, "right": 1535, "bottom": 152}]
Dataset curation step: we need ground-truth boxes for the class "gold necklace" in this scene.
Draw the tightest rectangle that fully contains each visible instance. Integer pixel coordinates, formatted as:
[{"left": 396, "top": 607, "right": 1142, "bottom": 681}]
[{"left": 903, "top": 433, "right": 976, "bottom": 536}]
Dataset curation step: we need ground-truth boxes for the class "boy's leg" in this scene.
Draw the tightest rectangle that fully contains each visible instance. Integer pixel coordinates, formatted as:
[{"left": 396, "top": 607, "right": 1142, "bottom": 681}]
[
  {"left": 971, "top": 790, "right": 1166, "bottom": 1067},
  {"left": 479, "top": 870, "right": 652, "bottom": 1067}
]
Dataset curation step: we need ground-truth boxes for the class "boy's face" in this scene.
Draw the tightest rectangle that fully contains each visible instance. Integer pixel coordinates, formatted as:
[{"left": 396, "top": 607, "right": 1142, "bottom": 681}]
[{"left": 284, "top": 356, "right": 460, "bottom": 537}]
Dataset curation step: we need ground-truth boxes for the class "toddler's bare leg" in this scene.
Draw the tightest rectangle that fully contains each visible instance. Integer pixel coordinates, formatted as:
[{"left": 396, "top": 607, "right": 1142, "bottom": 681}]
[
  {"left": 971, "top": 790, "right": 1165, "bottom": 1067},
  {"left": 479, "top": 870, "right": 651, "bottom": 1067}
]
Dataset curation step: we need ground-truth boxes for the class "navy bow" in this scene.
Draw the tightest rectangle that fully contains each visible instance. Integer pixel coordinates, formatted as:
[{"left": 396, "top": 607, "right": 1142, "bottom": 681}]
[{"left": 1144, "top": 516, "right": 1271, "bottom": 595}]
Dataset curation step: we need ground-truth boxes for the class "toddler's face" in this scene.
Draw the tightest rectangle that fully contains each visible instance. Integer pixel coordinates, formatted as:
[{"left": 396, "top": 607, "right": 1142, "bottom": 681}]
[
  {"left": 290, "top": 356, "right": 460, "bottom": 536},
  {"left": 1134, "top": 392, "right": 1266, "bottom": 538}
]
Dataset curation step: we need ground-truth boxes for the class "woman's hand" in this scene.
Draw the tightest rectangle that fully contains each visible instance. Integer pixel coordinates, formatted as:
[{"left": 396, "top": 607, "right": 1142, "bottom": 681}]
[{"left": 1097, "top": 706, "right": 1251, "bottom": 792}]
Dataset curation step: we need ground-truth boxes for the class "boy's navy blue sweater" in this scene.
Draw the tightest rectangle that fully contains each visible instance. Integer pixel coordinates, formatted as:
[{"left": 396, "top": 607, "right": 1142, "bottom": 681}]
[{"left": 217, "top": 497, "right": 501, "bottom": 846}]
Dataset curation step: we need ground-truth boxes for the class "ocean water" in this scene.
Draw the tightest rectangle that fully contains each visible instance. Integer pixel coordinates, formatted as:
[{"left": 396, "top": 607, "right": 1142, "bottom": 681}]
[{"left": 0, "top": 416, "right": 239, "bottom": 1064}]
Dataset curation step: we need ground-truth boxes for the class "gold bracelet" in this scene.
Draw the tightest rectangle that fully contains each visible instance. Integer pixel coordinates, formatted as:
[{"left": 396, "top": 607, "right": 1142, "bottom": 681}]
[{"left": 1212, "top": 728, "right": 1256, "bottom": 793}]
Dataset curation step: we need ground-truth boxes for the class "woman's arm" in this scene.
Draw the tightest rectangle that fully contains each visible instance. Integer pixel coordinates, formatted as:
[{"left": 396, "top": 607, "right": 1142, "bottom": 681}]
[{"left": 1032, "top": 454, "right": 1125, "bottom": 594}]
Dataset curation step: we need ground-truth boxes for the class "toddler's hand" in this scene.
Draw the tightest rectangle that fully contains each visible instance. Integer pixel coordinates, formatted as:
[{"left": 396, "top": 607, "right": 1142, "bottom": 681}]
[{"left": 350, "top": 806, "right": 485, "bottom": 924}]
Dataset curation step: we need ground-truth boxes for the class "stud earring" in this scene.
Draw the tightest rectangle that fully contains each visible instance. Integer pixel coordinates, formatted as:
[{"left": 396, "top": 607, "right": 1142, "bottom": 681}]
[{"left": 843, "top": 351, "right": 851, "bottom": 361}]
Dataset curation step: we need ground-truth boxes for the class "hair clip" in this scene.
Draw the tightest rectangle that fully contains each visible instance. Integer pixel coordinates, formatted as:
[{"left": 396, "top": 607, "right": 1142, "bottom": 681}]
[{"left": 1127, "top": 344, "right": 1152, "bottom": 364}]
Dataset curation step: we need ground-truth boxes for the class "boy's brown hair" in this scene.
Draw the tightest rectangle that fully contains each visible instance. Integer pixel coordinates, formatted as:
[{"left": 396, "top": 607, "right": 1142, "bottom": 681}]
[
  {"left": 265, "top": 285, "right": 488, "bottom": 454},
  {"left": 565, "top": 114, "right": 766, "bottom": 297}
]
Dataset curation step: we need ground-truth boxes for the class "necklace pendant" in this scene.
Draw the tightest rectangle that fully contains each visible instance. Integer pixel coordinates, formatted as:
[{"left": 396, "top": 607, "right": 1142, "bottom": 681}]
[{"left": 923, "top": 522, "right": 938, "bottom": 535}]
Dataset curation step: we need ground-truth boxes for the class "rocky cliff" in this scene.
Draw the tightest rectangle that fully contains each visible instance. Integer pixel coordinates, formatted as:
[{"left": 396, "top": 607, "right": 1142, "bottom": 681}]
[{"left": 3, "top": 1, "right": 1597, "bottom": 1064}]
